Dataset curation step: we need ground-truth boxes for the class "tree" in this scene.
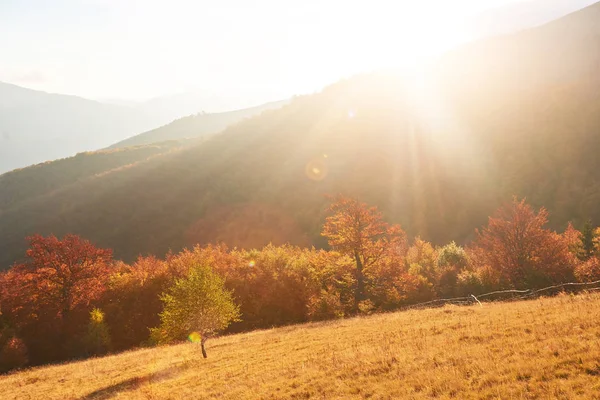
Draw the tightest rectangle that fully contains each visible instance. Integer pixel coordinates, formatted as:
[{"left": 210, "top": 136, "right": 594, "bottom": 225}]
[
  {"left": 0, "top": 234, "right": 112, "bottom": 362},
  {"left": 322, "top": 196, "right": 406, "bottom": 311},
  {"left": 150, "top": 264, "right": 240, "bottom": 358},
  {"left": 10, "top": 234, "right": 112, "bottom": 321},
  {"left": 578, "top": 220, "right": 596, "bottom": 261},
  {"left": 101, "top": 256, "right": 175, "bottom": 350},
  {"left": 436, "top": 242, "right": 470, "bottom": 297},
  {"left": 472, "top": 198, "right": 576, "bottom": 288}
]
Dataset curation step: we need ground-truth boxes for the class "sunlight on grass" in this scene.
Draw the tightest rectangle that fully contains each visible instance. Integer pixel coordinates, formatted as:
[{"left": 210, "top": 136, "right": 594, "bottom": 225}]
[{"left": 2, "top": 293, "right": 600, "bottom": 399}]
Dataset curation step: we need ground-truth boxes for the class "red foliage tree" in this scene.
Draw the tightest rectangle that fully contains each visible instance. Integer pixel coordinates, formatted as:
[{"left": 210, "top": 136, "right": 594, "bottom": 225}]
[
  {"left": 322, "top": 196, "right": 407, "bottom": 311},
  {"left": 472, "top": 198, "right": 576, "bottom": 288},
  {"left": 0, "top": 234, "right": 112, "bottom": 363}
]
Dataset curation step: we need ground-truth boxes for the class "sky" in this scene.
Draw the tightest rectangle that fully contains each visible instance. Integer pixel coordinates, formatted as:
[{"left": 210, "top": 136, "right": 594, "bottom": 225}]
[{"left": 0, "top": 0, "right": 531, "bottom": 103}]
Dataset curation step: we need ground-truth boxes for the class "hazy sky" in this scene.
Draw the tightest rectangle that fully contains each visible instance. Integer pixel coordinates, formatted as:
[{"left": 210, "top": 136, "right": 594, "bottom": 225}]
[{"left": 1, "top": 0, "right": 528, "bottom": 102}]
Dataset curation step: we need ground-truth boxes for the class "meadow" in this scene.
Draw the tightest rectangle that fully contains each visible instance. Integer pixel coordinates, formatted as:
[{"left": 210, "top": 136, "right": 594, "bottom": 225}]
[{"left": 2, "top": 292, "right": 600, "bottom": 399}]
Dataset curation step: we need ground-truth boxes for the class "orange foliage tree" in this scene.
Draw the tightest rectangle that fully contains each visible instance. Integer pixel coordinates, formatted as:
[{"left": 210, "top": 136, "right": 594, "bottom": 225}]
[
  {"left": 322, "top": 196, "right": 407, "bottom": 312},
  {"left": 101, "top": 256, "right": 173, "bottom": 350},
  {"left": 472, "top": 198, "right": 576, "bottom": 288}
]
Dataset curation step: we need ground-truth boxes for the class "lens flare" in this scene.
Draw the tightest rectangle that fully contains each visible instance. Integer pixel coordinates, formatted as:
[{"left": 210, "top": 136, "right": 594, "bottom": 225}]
[
  {"left": 305, "top": 159, "right": 328, "bottom": 181},
  {"left": 188, "top": 332, "right": 202, "bottom": 343},
  {"left": 248, "top": 260, "right": 256, "bottom": 267}
]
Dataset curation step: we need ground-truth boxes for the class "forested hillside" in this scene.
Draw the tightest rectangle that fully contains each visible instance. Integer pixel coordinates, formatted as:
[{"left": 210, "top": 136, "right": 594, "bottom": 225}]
[
  {"left": 1, "top": 3, "right": 600, "bottom": 269},
  {"left": 0, "top": 142, "right": 188, "bottom": 214},
  {"left": 110, "top": 100, "right": 288, "bottom": 148}
]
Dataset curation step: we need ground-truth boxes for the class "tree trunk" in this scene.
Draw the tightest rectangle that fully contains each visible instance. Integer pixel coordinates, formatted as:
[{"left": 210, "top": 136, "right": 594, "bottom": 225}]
[
  {"left": 354, "top": 250, "right": 364, "bottom": 312},
  {"left": 200, "top": 338, "right": 208, "bottom": 359}
]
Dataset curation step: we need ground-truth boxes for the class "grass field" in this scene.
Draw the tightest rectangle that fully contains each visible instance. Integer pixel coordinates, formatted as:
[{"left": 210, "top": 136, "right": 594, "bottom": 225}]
[{"left": 2, "top": 293, "right": 600, "bottom": 399}]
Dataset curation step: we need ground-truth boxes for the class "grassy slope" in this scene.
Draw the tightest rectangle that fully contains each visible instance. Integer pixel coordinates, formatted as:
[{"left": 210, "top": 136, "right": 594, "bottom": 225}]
[{"left": 3, "top": 293, "right": 600, "bottom": 399}]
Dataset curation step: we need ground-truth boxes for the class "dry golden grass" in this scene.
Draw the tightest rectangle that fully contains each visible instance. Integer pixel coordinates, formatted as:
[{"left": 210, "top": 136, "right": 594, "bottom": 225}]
[{"left": 3, "top": 293, "right": 600, "bottom": 399}]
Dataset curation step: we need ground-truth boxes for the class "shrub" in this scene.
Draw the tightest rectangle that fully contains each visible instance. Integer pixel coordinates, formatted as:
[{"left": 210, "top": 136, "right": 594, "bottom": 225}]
[
  {"left": 574, "top": 257, "right": 600, "bottom": 282},
  {"left": 83, "top": 308, "right": 111, "bottom": 356}
]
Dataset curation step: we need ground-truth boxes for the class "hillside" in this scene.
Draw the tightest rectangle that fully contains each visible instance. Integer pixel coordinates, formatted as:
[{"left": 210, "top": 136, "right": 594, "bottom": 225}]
[
  {"left": 110, "top": 100, "right": 289, "bottom": 148},
  {"left": 467, "top": 0, "right": 597, "bottom": 38},
  {"left": 2, "top": 293, "right": 600, "bottom": 399},
  {"left": 0, "top": 82, "right": 171, "bottom": 173},
  {"left": 0, "top": 82, "right": 280, "bottom": 174},
  {"left": 2, "top": 4, "right": 600, "bottom": 268},
  {"left": 0, "top": 142, "right": 188, "bottom": 214}
]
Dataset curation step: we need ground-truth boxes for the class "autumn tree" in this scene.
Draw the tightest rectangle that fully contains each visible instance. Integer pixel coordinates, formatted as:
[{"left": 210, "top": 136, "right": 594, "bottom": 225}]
[
  {"left": 472, "top": 198, "right": 576, "bottom": 288},
  {"left": 150, "top": 264, "right": 240, "bottom": 358},
  {"left": 322, "top": 196, "right": 406, "bottom": 312},
  {"left": 101, "top": 256, "right": 175, "bottom": 350},
  {"left": 0, "top": 234, "right": 112, "bottom": 363}
]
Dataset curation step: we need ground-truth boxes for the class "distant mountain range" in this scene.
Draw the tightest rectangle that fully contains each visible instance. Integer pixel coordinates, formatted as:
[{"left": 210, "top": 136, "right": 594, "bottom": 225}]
[
  {"left": 1, "top": 0, "right": 594, "bottom": 175},
  {"left": 0, "top": 81, "right": 157, "bottom": 173},
  {"left": 0, "top": 81, "right": 284, "bottom": 174},
  {"left": 1, "top": 2, "right": 600, "bottom": 269}
]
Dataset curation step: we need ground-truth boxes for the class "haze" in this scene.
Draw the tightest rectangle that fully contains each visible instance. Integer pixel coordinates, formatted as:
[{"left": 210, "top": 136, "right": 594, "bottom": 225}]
[{"left": 2, "top": 0, "right": 532, "bottom": 105}]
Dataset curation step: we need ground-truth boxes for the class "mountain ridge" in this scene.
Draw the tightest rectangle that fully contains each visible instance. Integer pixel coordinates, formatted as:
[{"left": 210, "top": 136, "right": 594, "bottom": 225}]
[{"left": 110, "top": 99, "right": 289, "bottom": 149}]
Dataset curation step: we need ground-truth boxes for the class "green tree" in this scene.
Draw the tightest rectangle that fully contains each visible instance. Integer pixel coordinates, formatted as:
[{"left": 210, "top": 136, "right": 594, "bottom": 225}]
[
  {"left": 579, "top": 220, "right": 596, "bottom": 261},
  {"left": 150, "top": 264, "right": 240, "bottom": 358},
  {"left": 436, "top": 242, "right": 470, "bottom": 297},
  {"left": 437, "top": 242, "right": 469, "bottom": 270}
]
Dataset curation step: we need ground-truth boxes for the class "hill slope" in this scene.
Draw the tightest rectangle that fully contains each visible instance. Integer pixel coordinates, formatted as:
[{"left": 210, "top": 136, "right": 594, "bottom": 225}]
[
  {"left": 110, "top": 100, "right": 289, "bottom": 149},
  {"left": 2, "top": 4, "right": 600, "bottom": 268},
  {"left": 468, "top": 0, "right": 597, "bottom": 38},
  {"left": 0, "top": 141, "right": 188, "bottom": 213},
  {"left": 0, "top": 82, "right": 171, "bottom": 173},
  {"left": 2, "top": 293, "right": 600, "bottom": 399}
]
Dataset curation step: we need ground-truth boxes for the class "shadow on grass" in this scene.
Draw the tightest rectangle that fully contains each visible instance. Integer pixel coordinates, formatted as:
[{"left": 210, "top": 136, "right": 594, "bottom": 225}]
[{"left": 80, "top": 363, "right": 190, "bottom": 399}]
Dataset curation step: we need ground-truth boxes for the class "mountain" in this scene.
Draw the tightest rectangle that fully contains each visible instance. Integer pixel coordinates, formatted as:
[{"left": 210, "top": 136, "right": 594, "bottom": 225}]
[
  {"left": 1, "top": 3, "right": 600, "bottom": 269},
  {"left": 0, "top": 82, "right": 165, "bottom": 174},
  {"left": 0, "top": 141, "right": 188, "bottom": 213},
  {"left": 441, "top": 1, "right": 600, "bottom": 92},
  {"left": 0, "top": 82, "right": 281, "bottom": 174},
  {"left": 110, "top": 100, "right": 289, "bottom": 149},
  {"left": 135, "top": 91, "right": 282, "bottom": 123},
  {"left": 468, "top": 0, "right": 597, "bottom": 38}
]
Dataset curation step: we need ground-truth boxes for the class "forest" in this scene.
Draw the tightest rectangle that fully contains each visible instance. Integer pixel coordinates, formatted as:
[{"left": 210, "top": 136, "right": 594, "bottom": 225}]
[{"left": 1, "top": 196, "right": 599, "bottom": 372}]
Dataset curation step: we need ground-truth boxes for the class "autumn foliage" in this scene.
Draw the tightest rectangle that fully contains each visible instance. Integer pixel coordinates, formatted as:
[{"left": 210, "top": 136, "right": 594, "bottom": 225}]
[
  {"left": 0, "top": 234, "right": 112, "bottom": 365},
  {"left": 322, "top": 196, "right": 407, "bottom": 311},
  {"left": 0, "top": 196, "right": 595, "bottom": 371},
  {"left": 471, "top": 199, "right": 576, "bottom": 288}
]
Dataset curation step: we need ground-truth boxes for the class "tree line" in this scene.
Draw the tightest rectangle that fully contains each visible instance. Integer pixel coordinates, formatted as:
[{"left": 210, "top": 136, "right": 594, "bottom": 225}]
[{"left": 1, "top": 196, "right": 599, "bottom": 372}]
